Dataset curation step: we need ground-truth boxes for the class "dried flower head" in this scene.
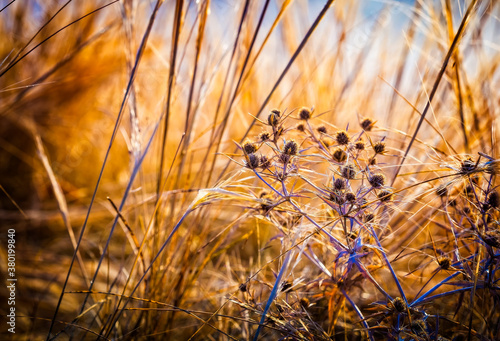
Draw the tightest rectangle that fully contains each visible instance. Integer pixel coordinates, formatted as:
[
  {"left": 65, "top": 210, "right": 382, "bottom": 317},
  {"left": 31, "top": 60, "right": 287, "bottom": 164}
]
[
  {"left": 300, "top": 297, "right": 310, "bottom": 308},
  {"left": 341, "top": 164, "right": 356, "bottom": 179},
  {"left": 284, "top": 140, "right": 298, "bottom": 155},
  {"left": 330, "top": 193, "right": 345, "bottom": 205},
  {"left": 335, "top": 130, "right": 350, "bottom": 145},
  {"left": 317, "top": 125, "right": 327, "bottom": 134},
  {"left": 332, "top": 148, "right": 347, "bottom": 163},
  {"left": 333, "top": 178, "right": 346, "bottom": 190},
  {"left": 268, "top": 110, "right": 280, "bottom": 127},
  {"left": 437, "top": 256, "right": 451, "bottom": 270},
  {"left": 296, "top": 123, "right": 305, "bottom": 132},
  {"left": 278, "top": 153, "right": 291, "bottom": 164},
  {"left": 411, "top": 320, "right": 428, "bottom": 337},
  {"left": 239, "top": 283, "right": 247, "bottom": 292},
  {"left": 482, "top": 230, "right": 500, "bottom": 248},
  {"left": 487, "top": 191, "right": 499, "bottom": 209},
  {"left": 436, "top": 184, "right": 448, "bottom": 197},
  {"left": 373, "top": 141, "right": 386, "bottom": 154},
  {"left": 378, "top": 189, "right": 393, "bottom": 202},
  {"left": 361, "top": 118, "right": 374, "bottom": 131},
  {"left": 281, "top": 281, "right": 293, "bottom": 292},
  {"left": 355, "top": 140, "right": 365, "bottom": 150},
  {"left": 459, "top": 157, "right": 476, "bottom": 174},
  {"left": 390, "top": 297, "right": 406, "bottom": 313},
  {"left": 258, "top": 131, "right": 270, "bottom": 142},
  {"left": 364, "top": 212, "right": 375, "bottom": 222},
  {"left": 298, "top": 107, "right": 311, "bottom": 120},
  {"left": 345, "top": 192, "right": 356, "bottom": 202},
  {"left": 369, "top": 157, "right": 377, "bottom": 166},
  {"left": 369, "top": 173, "right": 386, "bottom": 188},
  {"left": 260, "top": 155, "right": 271, "bottom": 169},
  {"left": 246, "top": 153, "right": 260, "bottom": 169},
  {"left": 242, "top": 140, "right": 257, "bottom": 154}
]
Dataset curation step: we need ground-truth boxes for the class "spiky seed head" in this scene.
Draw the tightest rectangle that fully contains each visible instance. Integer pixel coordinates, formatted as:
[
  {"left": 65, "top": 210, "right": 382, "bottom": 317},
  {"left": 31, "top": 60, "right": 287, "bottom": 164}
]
[
  {"left": 355, "top": 141, "right": 365, "bottom": 150},
  {"left": 487, "top": 191, "right": 499, "bottom": 208},
  {"left": 278, "top": 153, "right": 290, "bottom": 164},
  {"left": 341, "top": 164, "right": 356, "bottom": 179},
  {"left": 317, "top": 125, "right": 327, "bottom": 134},
  {"left": 270, "top": 108, "right": 281, "bottom": 116},
  {"left": 300, "top": 297, "right": 310, "bottom": 308},
  {"left": 296, "top": 123, "right": 305, "bottom": 132},
  {"left": 437, "top": 256, "right": 451, "bottom": 270},
  {"left": 460, "top": 157, "right": 476, "bottom": 174},
  {"left": 378, "top": 189, "right": 393, "bottom": 202},
  {"left": 335, "top": 130, "right": 350, "bottom": 145},
  {"left": 260, "top": 155, "right": 271, "bottom": 169},
  {"left": 345, "top": 192, "right": 356, "bottom": 202},
  {"left": 369, "top": 173, "right": 385, "bottom": 188},
  {"left": 436, "top": 184, "right": 448, "bottom": 197},
  {"left": 259, "top": 131, "right": 270, "bottom": 142},
  {"left": 464, "top": 185, "right": 474, "bottom": 197},
  {"left": 333, "top": 178, "right": 346, "bottom": 190},
  {"left": 369, "top": 157, "right": 377, "bottom": 165},
  {"left": 330, "top": 193, "right": 345, "bottom": 205},
  {"left": 268, "top": 111, "right": 280, "bottom": 127},
  {"left": 364, "top": 212, "right": 375, "bottom": 222},
  {"left": 391, "top": 297, "right": 406, "bottom": 313},
  {"left": 281, "top": 281, "right": 293, "bottom": 292},
  {"left": 361, "top": 118, "right": 374, "bottom": 131},
  {"left": 373, "top": 141, "right": 386, "bottom": 154},
  {"left": 483, "top": 230, "right": 500, "bottom": 248},
  {"left": 298, "top": 107, "right": 311, "bottom": 120},
  {"left": 486, "top": 161, "right": 499, "bottom": 175},
  {"left": 243, "top": 140, "right": 257, "bottom": 154},
  {"left": 246, "top": 153, "right": 260, "bottom": 169},
  {"left": 284, "top": 140, "right": 298, "bottom": 155},
  {"left": 411, "top": 320, "right": 428, "bottom": 337},
  {"left": 239, "top": 283, "right": 247, "bottom": 292},
  {"left": 332, "top": 148, "right": 347, "bottom": 163}
]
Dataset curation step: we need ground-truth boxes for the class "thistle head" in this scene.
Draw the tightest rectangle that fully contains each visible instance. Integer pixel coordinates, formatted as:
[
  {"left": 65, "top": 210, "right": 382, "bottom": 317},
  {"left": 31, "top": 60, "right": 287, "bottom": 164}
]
[
  {"left": 258, "top": 131, "right": 270, "bottom": 142},
  {"left": 268, "top": 110, "right": 280, "bottom": 127},
  {"left": 361, "top": 118, "right": 374, "bottom": 131},
  {"left": 341, "top": 164, "right": 356, "bottom": 179},
  {"left": 335, "top": 130, "right": 350, "bottom": 145},
  {"left": 246, "top": 153, "right": 260, "bottom": 169},
  {"left": 317, "top": 125, "right": 327, "bottom": 134},
  {"left": 298, "top": 107, "right": 312, "bottom": 120},
  {"left": 332, "top": 148, "right": 347, "bottom": 163},
  {"left": 369, "top": 173, "right": 386, "bottom": 188},
  {"left": 373, "top": 141, "right": 386, "bottom": 154},
  {"left": 355, "top": 140, "right": 365, "bottom": 150},
  {"left": 333, "top": 178, "right": 346, "bottom": 190},
  {"left": 378, "top": 189, "right": 393, "bottom": 202},
  {"left": 284, "top": 140, "right": 298, "bottom": 155},
  {"left": 242, "top": 140, "right": 257, "bottom": 154}
]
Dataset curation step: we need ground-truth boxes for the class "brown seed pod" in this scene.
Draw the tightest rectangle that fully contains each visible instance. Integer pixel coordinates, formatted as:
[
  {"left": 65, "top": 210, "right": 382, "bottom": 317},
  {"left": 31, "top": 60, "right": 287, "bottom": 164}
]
[
  {"left": 298, "top": 107, "right": 312, "bottom": 120},
  {"left": 373, "top": 141, "right": 386, "bottom": 154},
  {"left": 341, "top": 164, "right": 356, "bottom": 179},
  {"left": 242, "top": 140, "right": 257, "bottom": 154},
  {"left": 369, "top": 173, "right": 386, "bottom": 188},
  {"left": 332, "top": 148, "right": 347, "bottom": 163},
  {"left": 335, "top": 130, "right": 350, "bottom": 145},
  {"left": 361, "top": 118, "right": 374, "bottom": 131},
  {"left": 284, "top": 140, "right": 298, "bottom": 155}
]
